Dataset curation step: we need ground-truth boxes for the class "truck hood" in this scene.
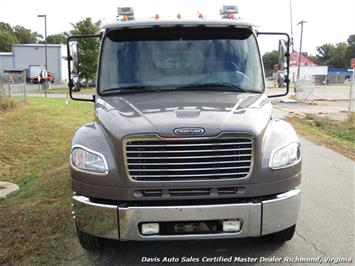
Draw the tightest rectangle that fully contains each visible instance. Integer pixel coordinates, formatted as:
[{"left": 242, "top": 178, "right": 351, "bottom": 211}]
[{"left": 95, "top": 91, "right": 272, "bottom": 138}]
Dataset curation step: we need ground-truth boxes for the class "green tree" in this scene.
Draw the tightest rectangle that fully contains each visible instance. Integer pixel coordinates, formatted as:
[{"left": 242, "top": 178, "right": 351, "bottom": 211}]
[
  {"left": 329, "top": 42, "right": 348, "bottom": 68},
  {"left": 0, "top": 31, "right": 19, "bottom": 52},
  {"left": 316, "top": 43, "right": 336, "bottom": 65},
  {"left": 13, "top": 25, "right": 38, "bottom": 44},
  {"left": 262, "top": 50, "right": 278, "bottom": 76},
  {"left": 70, "top": 18, "right": 101, "bottom": 85},
  {"left": 316, "top": 42, "right": 348, "bottom": 68},
  {"left": 43, "top": 32, "right": 69, "bottom": 44},
  {"left": 0, "top": 22, "right": 13, "bottom": 34},
  {"left": 0, "top": 22, "right": 18, "bottom": 52},
  {"left": 345, "top": 34, "right": 355, "bottom": 67}
]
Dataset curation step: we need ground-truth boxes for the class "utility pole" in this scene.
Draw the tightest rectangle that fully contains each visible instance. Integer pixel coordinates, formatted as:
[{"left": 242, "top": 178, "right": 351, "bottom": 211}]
[
  {"left": 296, "top": 20, "right": 307, "bottom": 80},
  {"left": 348, "top": 68, "right": 355, "bottom": 112},
  {"left": 37, "top": 14, "right": 48, "bottom": 98}
]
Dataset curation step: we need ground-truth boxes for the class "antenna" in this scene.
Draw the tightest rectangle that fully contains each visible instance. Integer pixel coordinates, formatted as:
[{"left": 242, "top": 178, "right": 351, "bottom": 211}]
[{"left": 290, "top": 0, "right": 294, "bottom": 52}]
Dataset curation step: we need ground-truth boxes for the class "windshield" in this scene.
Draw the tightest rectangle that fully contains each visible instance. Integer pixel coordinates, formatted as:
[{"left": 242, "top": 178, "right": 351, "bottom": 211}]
[{"left": 98, "top": 27, "right": 264, "bottom": 94}]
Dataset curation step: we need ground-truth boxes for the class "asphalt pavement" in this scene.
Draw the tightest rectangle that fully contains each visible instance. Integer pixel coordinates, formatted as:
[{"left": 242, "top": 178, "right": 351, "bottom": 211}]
[
  {"left": 70, "top": 136, "right": 354, "bottom": 266},
  {"left": 267, "top": 85, "right": 351, "bottom": 101}
]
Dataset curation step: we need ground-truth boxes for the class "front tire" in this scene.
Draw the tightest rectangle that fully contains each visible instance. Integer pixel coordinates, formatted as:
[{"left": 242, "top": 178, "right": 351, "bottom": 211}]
[
  {"left": 76, "top": 224, "right": 103, "bottom": 250},
  {"left": 268, "top": 225, "right": 296, "bottom": 242}
]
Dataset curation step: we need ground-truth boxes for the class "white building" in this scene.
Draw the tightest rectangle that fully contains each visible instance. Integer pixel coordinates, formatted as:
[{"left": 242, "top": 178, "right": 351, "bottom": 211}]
[
  {"left": 289, "top": 66, "right": 328, "bottom": 85},
  {"left": 0, "top": 52, "right": 13, "bottom": 75},
  {"left": 0, "top": 44, "right": 68, "bottom": 82},
  {"left": 289, "top": 51, "right": 328, "bottom": 85}
]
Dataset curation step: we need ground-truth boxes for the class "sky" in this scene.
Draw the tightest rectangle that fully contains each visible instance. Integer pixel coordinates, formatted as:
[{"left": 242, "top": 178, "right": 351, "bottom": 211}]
[{"left": 1, "top": 0, "right": 354, "bottom": 55}]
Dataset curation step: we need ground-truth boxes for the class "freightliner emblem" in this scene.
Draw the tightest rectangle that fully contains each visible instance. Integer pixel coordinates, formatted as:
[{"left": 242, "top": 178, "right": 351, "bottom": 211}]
[{"left": 173, "top": 127, "right": 205, "bottom": 135}]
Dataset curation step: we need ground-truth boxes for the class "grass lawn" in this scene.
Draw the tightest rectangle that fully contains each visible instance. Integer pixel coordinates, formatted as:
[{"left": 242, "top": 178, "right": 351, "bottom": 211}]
[
  {"left": 286, "top": 113, "right": 355, "bottom": 160},
  {"left": 0, "top": 97, "right": 93, "bottom": 265}
]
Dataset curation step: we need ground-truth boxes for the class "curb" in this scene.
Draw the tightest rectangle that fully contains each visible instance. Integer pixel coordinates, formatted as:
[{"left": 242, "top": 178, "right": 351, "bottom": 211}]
[{"left": 0, "top": 182, "right": 19, "bottom": 200}]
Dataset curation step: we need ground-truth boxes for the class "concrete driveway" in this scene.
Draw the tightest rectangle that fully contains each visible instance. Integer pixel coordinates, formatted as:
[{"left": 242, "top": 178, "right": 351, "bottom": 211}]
[{"left": 70, "top": 137, "right": 354, "bottom": 265}]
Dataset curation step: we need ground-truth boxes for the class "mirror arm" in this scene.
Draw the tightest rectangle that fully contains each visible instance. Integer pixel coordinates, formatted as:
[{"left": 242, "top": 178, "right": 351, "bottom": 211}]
[
  {"left": 257, "top": 32, "right": 291, "bottom": 98},
  {"left": 66, "top": 35, "right": 99, "bottom": 103}
]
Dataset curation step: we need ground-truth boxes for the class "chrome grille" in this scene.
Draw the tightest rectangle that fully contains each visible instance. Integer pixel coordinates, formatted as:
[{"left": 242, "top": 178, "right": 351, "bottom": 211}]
[{"left": 124, "top": 136, "right": 253, "bottom": 181}]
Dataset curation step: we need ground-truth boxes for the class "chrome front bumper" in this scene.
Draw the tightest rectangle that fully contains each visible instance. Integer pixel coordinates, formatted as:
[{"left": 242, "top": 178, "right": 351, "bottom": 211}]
[{"left": 72, "top": 189, "right": 300, "bottom": 241}]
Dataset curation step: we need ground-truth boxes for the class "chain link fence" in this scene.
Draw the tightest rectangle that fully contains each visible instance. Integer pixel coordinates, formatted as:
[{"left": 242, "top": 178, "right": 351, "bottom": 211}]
[
  {"left": 295, "top": 79, "right": 315, "bottom": 103},
  {"left": 0, "top": 76, "right": 11, "bottom": 106},
  {"left": 0, "top": 70, "right": 27, "bottom": 110}
]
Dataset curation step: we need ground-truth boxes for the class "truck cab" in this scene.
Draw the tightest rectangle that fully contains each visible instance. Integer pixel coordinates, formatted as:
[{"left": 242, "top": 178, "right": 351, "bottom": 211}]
[{"left": 68, "top": 6, "right": 301, "bottom": 250}]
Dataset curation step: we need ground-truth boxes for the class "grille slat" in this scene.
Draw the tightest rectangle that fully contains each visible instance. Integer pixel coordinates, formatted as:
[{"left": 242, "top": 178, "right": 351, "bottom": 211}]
[
  {"left": 125, "top": 137, "right": 253, "bottom": 181},
  {"left": 132, "top": 172, "right": 250, "bottom": 178},
  {"left": 127, "top": 142, "right": 252, "bottom": 147},
  {"left": 126, "top": 148, "right": 252, "bottom": 154},
  {"left": 128, "top": 160, "right": 251, "bottom": 166},
  {"left": 126, "top": 154, "right": 251, "bottom": 160},
  {"left": 129, "top": 166, "right": 250, "bottom": 172}
]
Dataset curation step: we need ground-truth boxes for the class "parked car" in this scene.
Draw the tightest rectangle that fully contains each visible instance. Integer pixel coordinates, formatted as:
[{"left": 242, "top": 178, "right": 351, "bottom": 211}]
[
  {"left": 80, "top": 79, "right": 96, "bottom": 87},
  {"left": 30, "top": 72, "right": 55, "bottom": 84}
]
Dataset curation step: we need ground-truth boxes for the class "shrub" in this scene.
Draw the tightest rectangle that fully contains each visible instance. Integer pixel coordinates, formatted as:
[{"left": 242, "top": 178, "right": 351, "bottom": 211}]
[{"left": 0, "top": 98, "right": 19, "bottom": 111}]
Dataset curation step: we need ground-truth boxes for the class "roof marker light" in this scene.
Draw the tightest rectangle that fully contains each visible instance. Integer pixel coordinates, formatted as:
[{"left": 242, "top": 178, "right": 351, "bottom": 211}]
[
  {"left": 220, "top": 5, "right": 239, "bottom": 20},
  {"left": 177, "top": 13, "right": 182, "bottom": 19},
  {"left": 197, "top": 11, "right": 204, "bottom": 19},
  {"left": 117, "top": 7, "right": 134, "bottom": 21},
  {"left": 155, "top": 14, "right": 160, "bottom": 20},
  {"left": 228, "top": 13, "right": 235, "bottom": 19}
]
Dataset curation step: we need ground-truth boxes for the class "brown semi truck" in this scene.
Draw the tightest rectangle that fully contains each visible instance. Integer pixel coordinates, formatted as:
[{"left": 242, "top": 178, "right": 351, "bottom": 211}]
[{"left": 67, "top": 6, "right": 301, "bottom": 250}]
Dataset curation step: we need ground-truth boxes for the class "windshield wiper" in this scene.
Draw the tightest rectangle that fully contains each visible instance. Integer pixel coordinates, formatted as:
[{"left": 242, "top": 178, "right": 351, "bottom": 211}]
[
  {"left": 101, "top": 85, "right": 161, "bottom": 95},
  {"left": 175, "top": 83, "right": 247, "bottom": 92}
]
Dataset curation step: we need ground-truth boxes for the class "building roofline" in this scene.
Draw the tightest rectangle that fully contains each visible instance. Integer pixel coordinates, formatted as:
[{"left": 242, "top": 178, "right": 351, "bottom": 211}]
[
  {"left": 12, "top": 44, "right": 64, "bottom": 48},
  {"left": 4, "top": 68, "right": 27, "bottom": 72}
]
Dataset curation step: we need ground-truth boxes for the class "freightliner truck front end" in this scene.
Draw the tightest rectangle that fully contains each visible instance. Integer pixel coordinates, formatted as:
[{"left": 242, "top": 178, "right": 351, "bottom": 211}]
[{"left": 67, "top": 6, "right": 301, "bottom": 250}]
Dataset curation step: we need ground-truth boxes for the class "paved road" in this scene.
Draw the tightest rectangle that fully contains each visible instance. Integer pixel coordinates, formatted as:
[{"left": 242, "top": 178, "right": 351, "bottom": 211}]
[
  {"left": 267, "top": 85, "right": 351, "bottom": 101},
  {"left": 70, "top": 135, "right": 354, "bottom": 265},
  {"left": 12, "top": 93, "right": 93, "bottom": 100},
  {"left": 272, "top": 100, "right": 350, "bottom": 121},
  {"left": 25, "top": 83, "right": 66, "bottom": 91}
]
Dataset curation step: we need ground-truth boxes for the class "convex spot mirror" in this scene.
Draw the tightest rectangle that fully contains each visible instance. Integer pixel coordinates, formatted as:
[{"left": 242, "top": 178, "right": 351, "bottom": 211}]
[
  {"left": 278, "top": 39, "right": 287, "bottom": 71},
  {"left": 69, "top": 41, "right": 80, "bottom": 75}
]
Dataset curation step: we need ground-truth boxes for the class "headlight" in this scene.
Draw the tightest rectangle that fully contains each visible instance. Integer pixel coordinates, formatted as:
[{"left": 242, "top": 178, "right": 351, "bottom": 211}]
[
  {"left": 71, "top": 145, "right": 108, "bottom": 174},
  {"left": 270, "top": 143, "right": 301, "bottom": 169}
]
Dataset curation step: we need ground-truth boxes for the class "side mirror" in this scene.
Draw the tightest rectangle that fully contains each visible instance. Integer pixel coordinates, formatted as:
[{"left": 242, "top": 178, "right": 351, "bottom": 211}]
[
  {"left": 257, "top": 32, "right": 290, "bottom": 98},
  {"left": 69, "top": 41, "right": 80, "bottom": 75},
  {"left": 67, "top": 35, "right": 100, "bottom": 102}
]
